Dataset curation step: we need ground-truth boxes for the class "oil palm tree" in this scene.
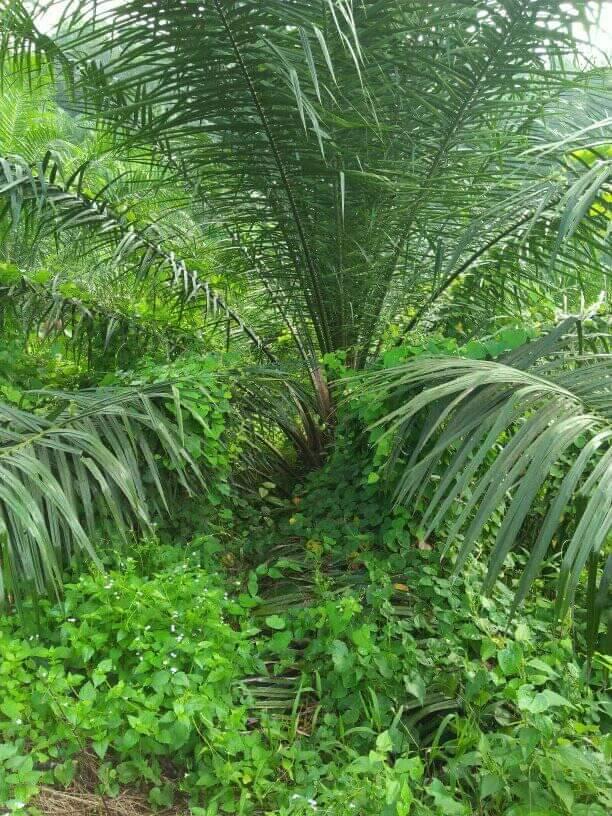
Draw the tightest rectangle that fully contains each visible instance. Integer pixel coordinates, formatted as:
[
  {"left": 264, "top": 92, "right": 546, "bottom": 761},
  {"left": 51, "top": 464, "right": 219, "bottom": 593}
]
[{"left": 0, "top": 0, "right": 610, "bottom": 623}]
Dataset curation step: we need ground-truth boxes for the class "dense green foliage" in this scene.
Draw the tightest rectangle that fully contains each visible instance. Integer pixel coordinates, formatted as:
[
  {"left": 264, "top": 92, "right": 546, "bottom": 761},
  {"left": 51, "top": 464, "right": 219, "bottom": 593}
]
[
  {"left": 3, "top": 337, "right": 611, "bottom": 814},
  {"left": 0, "top": 1, "right": 610, "bottom": 813},
  {"left": 0, "top": 0, "right": 611, "bottom": 614},
  {"left": 1, "top": 475, "right": 611, "bottom": 814}
]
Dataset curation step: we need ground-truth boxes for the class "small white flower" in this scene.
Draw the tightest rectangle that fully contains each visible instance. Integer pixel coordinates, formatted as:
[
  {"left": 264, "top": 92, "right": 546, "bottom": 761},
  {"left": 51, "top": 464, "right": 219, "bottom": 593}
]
[
  {"left": 67, "top": 617, "right": 76, "bottom": 623},
  {"left": 170, "top": 667, "right": 178, "bottom": 674},
  {"left": 170, "top": 624, "right": 176, "bottom": 633},
  {"left": 15, "top": 719, "right": 22, "bottom": 726},
  {"left": 170, "top": 652, "right": 177, "bottom": 658}
]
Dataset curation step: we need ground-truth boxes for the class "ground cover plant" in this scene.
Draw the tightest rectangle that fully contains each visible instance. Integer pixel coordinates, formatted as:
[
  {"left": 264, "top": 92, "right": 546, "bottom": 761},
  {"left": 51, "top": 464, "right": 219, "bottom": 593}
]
[
  {"left": 0, "top": 1, "right": 611, "bottom": 814},
  {"left": 0, "top": 481, "right": 611, "bottom": 815}
]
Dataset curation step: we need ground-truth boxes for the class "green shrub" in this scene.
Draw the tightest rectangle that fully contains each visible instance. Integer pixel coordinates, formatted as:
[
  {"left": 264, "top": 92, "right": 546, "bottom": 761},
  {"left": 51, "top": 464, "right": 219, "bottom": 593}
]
[{"left": 0, "top": 554, "right": 274, "bottom": 813}]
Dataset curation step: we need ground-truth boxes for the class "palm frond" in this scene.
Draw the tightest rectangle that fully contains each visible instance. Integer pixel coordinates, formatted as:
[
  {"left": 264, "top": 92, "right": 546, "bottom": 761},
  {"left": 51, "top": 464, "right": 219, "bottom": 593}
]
[
  {"left": 372, "top": 316, "right": 612, "bottom": 624},
  {"left": 0, "top": 64, "right": 67, "bottom": 159},
  {"left": 0, "top": 267, "right": 223, "bottom": 366},
  {"left": 0, "top": 154, "right": 277, "bottom": 361},
  {"left": 0, "top": 384, "right": 201, "bottom": 606},
  {"left": 3, "top": 0, "right": 609, "bottom": 363}
]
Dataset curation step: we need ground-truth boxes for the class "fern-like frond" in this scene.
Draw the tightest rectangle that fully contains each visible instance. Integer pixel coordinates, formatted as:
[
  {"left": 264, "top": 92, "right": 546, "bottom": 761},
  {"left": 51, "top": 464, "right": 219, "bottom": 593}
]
[
  {"left": 0, "top": 384, "right": 201, "bottom": 606},
  {"left": 0, "top": 155, "right": 277, "bottom": 361},
  {"left": 0, "top": 268, "right": 221, "bottom": 365},
  {"left": 372, "top": 316, "right": 612, "bottom": 629}
]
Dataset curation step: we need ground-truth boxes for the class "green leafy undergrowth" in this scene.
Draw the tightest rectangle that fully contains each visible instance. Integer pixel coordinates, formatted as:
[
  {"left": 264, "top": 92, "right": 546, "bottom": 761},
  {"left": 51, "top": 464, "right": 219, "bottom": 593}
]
[
  {"left": 0, "top": 553, "right": 285, "bottom": 814},
  {"left": 2, "top": 335, "right": 610, "bottom": 814},
  {"left": 1, "top": 542, "right": 610, "bottom": 815},
  {"left": 247, "top": 541, "right": 611, "bottom": 816}
]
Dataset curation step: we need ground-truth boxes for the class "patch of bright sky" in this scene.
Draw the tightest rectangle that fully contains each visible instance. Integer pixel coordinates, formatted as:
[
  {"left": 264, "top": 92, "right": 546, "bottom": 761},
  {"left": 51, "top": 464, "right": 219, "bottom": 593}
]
[
  {"left": 573, "top": 1, "right": 612, "bottom": 64},
  {"left": 33, "top": 0, "right": 612, "bottom": 64}
]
